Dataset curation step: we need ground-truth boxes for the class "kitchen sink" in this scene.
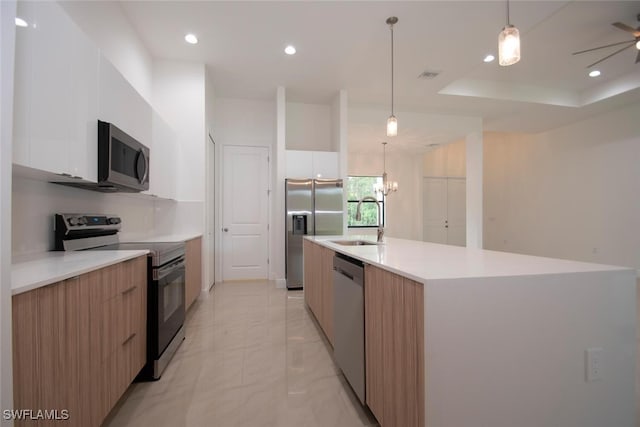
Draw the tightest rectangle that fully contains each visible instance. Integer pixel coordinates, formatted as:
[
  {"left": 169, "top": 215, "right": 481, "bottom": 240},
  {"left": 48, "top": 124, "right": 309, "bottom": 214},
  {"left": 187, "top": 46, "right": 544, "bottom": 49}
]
[{"left": 331, "top": 240, "right": 379, "bottom": 246}]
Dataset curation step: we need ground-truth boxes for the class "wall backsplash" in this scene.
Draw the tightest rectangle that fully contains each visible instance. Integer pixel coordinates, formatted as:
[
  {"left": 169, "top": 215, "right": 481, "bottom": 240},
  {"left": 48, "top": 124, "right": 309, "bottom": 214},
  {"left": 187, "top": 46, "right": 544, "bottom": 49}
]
[{"left": 12, "top": 176, "right": 156, "bottom": 257}]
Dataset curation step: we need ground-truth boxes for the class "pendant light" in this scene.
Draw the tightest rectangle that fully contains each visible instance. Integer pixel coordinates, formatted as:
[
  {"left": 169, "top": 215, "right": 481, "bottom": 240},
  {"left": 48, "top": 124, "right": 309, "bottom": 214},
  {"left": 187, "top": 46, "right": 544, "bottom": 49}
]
[
  {"left": 498, "top": 0, "right": 521, "bottom": 66},
  {"left": 386, "top": 17, "right": 398, "bottom": 137},
  {"left": 374, "top": 142, "right": 398, "bottom": 196}
]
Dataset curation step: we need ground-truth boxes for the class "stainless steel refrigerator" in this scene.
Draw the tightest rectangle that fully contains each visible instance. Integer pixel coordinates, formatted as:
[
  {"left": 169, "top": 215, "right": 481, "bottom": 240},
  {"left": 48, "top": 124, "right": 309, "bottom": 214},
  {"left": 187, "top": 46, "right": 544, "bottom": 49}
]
[{"left": 285, "top": 178, "right": 343, "bottom": 289}]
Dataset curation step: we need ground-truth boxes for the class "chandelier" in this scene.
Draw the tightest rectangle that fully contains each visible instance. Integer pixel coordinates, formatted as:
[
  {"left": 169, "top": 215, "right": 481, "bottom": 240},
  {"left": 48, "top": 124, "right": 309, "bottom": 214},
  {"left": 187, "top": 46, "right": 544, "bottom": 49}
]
[
  {"left": 374, "top": 142, "right": 398, "bottom": 196},
  {"left": 386, "top": 16, "right": 398, "bottom": 137}
]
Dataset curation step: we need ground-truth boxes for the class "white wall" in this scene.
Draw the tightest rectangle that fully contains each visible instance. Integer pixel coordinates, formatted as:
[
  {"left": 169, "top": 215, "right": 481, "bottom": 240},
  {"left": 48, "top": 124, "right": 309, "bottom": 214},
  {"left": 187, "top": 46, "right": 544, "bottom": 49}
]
[
  {"left": 465, "top": 131, "right": 483, "bottom": 248},
  {"left": 425, "top": 270, "right": 636, "bottom": 427},
  {"left": 12, "top": 177, "right": 157, "bottom": 256},
  {"left": 334, "top": 90, "right": 349, "bottom": 235},
  {"left": 348, "top": 151, "right": 424, "bottom": 240},
  {"left": 275, "top": 88, "right": 286, "bottom": 285},
  {"left": 213, "top": 98, "right": 276, "bottom": 148},
  {"left": 1, "top": 0, "right": 16, "bottom": 418},
  {"left": 423, "top": 139, "right": 466, "bottom": 178},
  {"left": 204, "top": 68, "right": 217, "bottom": 289},
  {"left": 212, "top": 97, "right": 281, "bottom": 280},
  {"left": 285, "top": 102, "right": 332, "bottom": 151},
  {"left": 484, "top": 102, "right": 640, "bottom": 269},
  {"left": 60, "top": 0, "right": 153, "bottom": 103}
]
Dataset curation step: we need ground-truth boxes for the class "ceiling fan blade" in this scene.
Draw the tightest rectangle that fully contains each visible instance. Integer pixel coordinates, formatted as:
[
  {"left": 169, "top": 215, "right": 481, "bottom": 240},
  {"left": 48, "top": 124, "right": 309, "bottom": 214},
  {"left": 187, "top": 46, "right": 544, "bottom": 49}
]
[
  {"left": 587, "top": 43, "right": 635, "bottom": 68},
  {"left": 572, "top": 39, "right": 634, "bottom": 55},
  {"left": 612, "top": 22, "right": 640, "bottom": 37}
]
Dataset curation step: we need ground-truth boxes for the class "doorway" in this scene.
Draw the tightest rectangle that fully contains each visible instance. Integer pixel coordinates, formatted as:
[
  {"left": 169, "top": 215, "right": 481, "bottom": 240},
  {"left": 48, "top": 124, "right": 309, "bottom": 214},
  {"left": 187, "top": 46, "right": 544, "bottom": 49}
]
[
  {"left": 221, "top": 145, "right": 270, "bottom": 280},
  {"left": 423, "top": 177, "right": 466, "bottom": 246}
]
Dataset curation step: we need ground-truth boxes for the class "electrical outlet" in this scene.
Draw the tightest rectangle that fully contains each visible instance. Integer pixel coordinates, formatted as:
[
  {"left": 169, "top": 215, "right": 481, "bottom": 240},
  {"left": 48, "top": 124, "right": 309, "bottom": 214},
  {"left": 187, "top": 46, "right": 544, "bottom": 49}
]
[{"left": 586, "top": 347, "right": 603, "bottom": 382}]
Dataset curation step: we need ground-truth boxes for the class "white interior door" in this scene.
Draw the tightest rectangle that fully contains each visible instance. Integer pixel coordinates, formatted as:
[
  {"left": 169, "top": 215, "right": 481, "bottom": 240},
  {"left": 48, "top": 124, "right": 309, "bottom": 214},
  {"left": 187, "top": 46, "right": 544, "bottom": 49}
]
[
  {"left": 222, "top": 145, "right": 269, "bottom": 280},
  {"left": 423, "top": 177, "right": 466, "bottom": 246},
  {"left": 446, "top": 178, "right": 466, "bottom": 246},
  {"left": 423, "top": 177, "right": 448, "bottom": 244}
]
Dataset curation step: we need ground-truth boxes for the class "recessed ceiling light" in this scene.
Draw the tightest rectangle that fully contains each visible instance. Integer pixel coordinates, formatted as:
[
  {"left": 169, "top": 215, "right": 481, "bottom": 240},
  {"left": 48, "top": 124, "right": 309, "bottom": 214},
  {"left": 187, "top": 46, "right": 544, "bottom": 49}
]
[
  {"left": 483, "top": 54, "right": 495, "bottom": 63},
  {"left": 15, "top": 17, "right": 28, "bottom": 27},
  {"left": 184, "top": 33, "right": 198, "bottom": 45},
  {"left": 636, "top": 40, "right": 640, "bottom": 50},
  {"left": 284, "top": 45, "right": 296, "bottom": 55},
  {"left": 589, "top": 70, "right": 601, "bottom": 77}
]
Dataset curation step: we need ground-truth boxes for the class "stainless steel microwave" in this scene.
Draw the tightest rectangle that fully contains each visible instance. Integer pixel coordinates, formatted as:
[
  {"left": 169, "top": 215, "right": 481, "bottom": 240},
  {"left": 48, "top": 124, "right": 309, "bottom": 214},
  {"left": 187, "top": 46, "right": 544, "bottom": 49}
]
[
  {"left": 97, "top": 120, "right": 149, "bottom": 192},
  {"left": 52, "top": 120, "right": 150, "bottom": 193}
]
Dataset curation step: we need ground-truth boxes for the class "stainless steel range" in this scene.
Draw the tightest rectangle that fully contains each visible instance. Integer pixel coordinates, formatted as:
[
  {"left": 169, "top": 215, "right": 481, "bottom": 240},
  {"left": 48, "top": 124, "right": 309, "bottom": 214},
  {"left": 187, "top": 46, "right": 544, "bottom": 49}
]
[{"left": 54, "top": 213, "right": 185, "bottom": 380}]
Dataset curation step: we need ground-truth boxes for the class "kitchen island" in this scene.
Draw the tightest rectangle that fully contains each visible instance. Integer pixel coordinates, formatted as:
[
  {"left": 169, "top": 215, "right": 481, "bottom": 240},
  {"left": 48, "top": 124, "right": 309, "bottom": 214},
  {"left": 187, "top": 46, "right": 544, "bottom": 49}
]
[{"left": 303, "top": 236, "right": 636, "bottom": 427}]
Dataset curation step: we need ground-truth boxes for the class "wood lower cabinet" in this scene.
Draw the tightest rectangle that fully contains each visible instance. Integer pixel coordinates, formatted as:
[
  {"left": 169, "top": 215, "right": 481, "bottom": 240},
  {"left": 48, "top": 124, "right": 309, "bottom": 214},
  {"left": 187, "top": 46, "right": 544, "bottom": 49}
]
[
  {"left": 303, "top": 240, "right": 334, "bottom": 346},
  {"left": 185, "top": 236, "right": 203, "bottom": 311},
  {"left": 365, "top": 265, "right": 425, "bottom": 427},
  {"left": 12, "top": 255, "right": 147, "bottom": 427},
  {"left": 303, "top": 239, "right": 318, "bottom": 314},
  {"left": 319, "top": 245, "right": 334, "bottom": 344}
]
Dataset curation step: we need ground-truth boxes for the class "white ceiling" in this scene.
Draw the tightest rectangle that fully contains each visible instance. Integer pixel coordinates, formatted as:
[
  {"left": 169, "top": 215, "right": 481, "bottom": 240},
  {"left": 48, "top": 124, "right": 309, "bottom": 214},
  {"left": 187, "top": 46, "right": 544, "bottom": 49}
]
[{"left": 119, "top": 0, "right": 640, "bottom": 138}]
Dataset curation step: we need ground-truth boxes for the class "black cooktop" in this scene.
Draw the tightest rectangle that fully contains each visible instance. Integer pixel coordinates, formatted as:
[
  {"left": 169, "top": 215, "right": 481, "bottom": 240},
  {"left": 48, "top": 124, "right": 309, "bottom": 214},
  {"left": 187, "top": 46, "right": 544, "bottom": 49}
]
[{"left": 90, "top": 241, "right": 184, "bottom": 267}]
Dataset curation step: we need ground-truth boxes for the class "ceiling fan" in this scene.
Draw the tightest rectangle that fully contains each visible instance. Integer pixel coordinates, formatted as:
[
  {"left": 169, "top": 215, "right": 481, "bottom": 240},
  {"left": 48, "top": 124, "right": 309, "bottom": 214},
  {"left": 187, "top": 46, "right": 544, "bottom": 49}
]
[{"left": 572, "top": 13, "right": 640, "bottom": 68}]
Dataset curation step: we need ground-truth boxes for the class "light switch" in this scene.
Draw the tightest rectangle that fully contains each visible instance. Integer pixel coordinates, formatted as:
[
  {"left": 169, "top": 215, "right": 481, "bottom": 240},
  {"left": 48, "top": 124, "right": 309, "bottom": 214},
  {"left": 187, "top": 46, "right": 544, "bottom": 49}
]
[{"left": 586, "top": 347, "right": 603, "bottom": 382}]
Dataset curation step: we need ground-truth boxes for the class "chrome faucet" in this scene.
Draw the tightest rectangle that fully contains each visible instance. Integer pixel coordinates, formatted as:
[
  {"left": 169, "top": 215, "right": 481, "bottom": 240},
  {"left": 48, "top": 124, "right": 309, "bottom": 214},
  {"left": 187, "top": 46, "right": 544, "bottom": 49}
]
[{"left": 355, "top": 196, "right": 384, "bottom": 243}]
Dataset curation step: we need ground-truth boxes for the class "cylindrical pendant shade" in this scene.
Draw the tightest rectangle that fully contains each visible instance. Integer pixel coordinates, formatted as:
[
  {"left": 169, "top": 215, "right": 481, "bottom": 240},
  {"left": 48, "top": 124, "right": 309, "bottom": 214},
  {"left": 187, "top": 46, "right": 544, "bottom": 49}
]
[
  {"left": 498, "top": 25, "right": 521, "bottom": 66},
  {"left": 386, "top": 115, "right": 398, "bottom": 137}
]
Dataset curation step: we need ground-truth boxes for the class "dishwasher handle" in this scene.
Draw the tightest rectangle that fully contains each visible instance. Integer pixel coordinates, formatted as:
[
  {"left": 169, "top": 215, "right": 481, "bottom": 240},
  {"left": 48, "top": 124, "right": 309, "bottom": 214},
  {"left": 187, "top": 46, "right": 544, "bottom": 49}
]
[{"left": 334, "top": 266, "right": 355, "bottom": 281}]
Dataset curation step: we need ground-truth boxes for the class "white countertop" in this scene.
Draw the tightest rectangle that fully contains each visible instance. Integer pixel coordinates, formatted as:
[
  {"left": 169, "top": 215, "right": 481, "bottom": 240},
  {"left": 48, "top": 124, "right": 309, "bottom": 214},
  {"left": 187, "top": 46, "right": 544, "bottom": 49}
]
[
  {"left": 133, "top": 233, "right": 202, "bottom": 243},
  {"left": 307, "top": 235, "right": 632, "bottom": 283},
  {"left": 12, "top": 250, "right": 149, "bottom": 295}
]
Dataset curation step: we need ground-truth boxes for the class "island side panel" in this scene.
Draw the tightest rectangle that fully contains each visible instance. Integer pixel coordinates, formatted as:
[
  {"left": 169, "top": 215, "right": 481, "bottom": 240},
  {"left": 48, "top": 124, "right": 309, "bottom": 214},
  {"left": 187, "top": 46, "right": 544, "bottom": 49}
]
[
  {"left": 424, "top": 270, "right": 636, "bottom": 427},
  {"left": 365, "top": 264, "right": 425, "bottom": 427},
  {"left": 403, "top": 278, "right": 425, "bottom": 427},
  {"left": 364, "top": 264, "right": 385, "bottom": 425}
]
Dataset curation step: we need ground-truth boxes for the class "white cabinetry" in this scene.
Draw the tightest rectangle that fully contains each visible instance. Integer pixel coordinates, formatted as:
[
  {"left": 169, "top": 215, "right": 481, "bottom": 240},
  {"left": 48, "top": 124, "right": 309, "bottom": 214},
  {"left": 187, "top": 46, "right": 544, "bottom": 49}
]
[
  {"left": 13, "top": 1, "right": 100, "bottom": 181},
  {"left": 285, "top": 150, "right": 339, "bottom": 178},
  {"left": 145, "top": 112, "right": 177, "bottom": 200},
  {"left": 12, "top": 1, "right": 174, "bottom": 199},
  {"left": 312, "top": 151, "right": 339, "bottom": 178},
  {"left": 284, "top": 150, "right": 313, "bottom": 178},
  {"left": 422, "top": 177, "right": 466, "bottom": 246},
  {"left": 97, "top": 55, "right": 151, "bottom": 148}
]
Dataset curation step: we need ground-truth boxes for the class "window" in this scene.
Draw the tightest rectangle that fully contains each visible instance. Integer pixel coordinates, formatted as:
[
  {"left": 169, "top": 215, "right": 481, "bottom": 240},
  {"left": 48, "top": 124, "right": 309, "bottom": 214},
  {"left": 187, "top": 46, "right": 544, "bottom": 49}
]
[{"left": 347, "top": 176, "right": 385, "bottom": 228}]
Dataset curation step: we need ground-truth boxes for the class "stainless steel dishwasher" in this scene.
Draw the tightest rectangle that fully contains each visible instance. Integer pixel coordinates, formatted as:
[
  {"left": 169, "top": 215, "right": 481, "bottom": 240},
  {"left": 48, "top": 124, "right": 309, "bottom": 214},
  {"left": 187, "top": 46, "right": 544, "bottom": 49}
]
[{"left": 333, "top": 252, "right": 366, "bottom": 404}]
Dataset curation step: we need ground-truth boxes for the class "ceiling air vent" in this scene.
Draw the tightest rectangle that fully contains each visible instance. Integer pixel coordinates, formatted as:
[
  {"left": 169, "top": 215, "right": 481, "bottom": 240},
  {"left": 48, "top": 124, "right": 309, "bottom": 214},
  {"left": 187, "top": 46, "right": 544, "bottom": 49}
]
[{"left": 418, "top": 70, "right": 440, "bottom": 80}]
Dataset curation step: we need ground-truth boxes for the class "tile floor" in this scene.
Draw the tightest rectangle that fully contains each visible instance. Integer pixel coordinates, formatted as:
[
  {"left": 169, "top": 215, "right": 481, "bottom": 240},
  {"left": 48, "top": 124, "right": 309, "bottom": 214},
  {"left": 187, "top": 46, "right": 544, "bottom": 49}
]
[{"left": 104, "top": 280, "right": 378, "bottom": 427}]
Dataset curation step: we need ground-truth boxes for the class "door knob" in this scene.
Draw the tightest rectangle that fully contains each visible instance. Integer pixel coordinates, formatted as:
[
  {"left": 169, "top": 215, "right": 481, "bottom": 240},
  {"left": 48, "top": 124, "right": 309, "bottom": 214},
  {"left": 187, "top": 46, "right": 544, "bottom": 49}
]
[{"left": 223, "top": 228, "right": 229, "bottom": 232}]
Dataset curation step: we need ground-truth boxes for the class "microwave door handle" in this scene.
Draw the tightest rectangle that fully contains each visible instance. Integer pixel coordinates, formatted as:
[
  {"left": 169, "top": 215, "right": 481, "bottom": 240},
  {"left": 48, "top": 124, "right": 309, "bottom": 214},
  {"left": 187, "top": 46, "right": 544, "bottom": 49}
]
[{"left": 137, "top": 149, "right": 149, "bottom": 184}]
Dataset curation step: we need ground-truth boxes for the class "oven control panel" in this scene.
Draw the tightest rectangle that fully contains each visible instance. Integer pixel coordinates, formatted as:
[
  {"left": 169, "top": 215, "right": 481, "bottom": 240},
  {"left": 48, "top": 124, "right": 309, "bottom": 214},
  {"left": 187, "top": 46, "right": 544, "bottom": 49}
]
[
  {"left": 55, "top": 214, "right": 122, "bottom": 231},
  {"left": 54, "top": 213, "right": 122, "bottom": 251}
]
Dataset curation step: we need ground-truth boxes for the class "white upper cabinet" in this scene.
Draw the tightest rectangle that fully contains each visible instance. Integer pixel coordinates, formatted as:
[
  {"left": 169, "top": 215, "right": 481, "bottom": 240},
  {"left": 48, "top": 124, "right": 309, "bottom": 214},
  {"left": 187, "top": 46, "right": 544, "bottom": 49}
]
[
  {"left": 97, "top": 55, "right": 151, "bottom": 149},
  {"left": 285, "top": 150, "right": 313, "bottom": 178},
  {"left": 13, "top": 2, "right": 175, "bottom": 198},
  {"left": 285, "top": 150, "right": 339, "bottom": 179},
  {"left": 145, "top": 112, "right": 177, "bottom": 200},
  {"left": 312, "top": 151, "right": 339, "bottom": 178},
  {"left": 13, "top": 1, "right": 100, "bottom": 181}
]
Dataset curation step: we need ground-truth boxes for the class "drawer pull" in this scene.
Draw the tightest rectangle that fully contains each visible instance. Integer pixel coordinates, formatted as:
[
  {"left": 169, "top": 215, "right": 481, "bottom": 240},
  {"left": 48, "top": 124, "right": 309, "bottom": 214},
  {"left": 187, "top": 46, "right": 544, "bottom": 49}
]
[
  {"left": 121, "top": 286, "right": 136, "bottom": 295},
  {"left": 122, "top": 332, "right": 136, "bottom": 345}
]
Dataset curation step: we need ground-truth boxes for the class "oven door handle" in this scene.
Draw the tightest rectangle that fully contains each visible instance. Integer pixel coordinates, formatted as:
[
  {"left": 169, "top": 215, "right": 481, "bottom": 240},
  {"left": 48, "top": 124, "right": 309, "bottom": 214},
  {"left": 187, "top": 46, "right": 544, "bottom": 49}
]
[{"left": 157, "top": 257, "right": 185, "bottom": 280}]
